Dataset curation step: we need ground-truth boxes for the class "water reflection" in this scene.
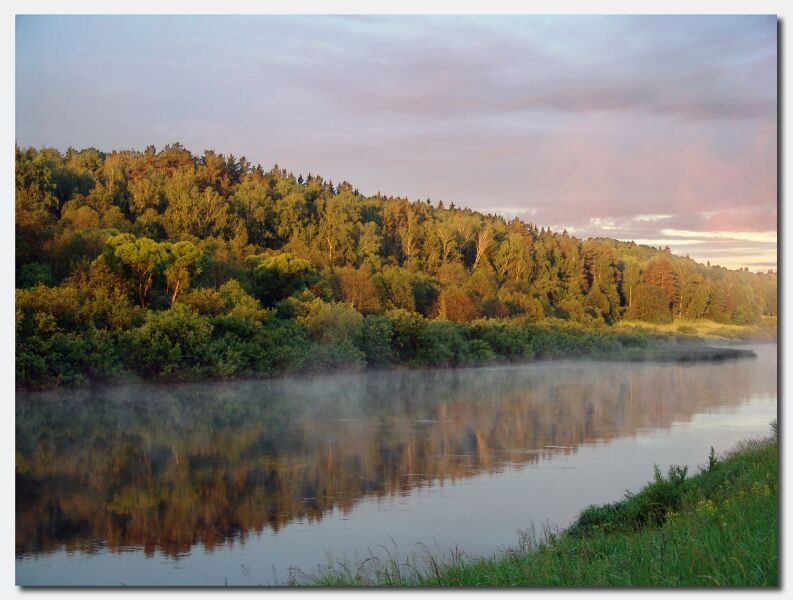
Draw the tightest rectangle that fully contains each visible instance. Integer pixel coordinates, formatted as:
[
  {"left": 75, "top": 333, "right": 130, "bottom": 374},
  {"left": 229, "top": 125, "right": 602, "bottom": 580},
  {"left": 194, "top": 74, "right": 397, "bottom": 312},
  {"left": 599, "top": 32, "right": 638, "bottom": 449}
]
[{"left": 16, "top": 349, "right": 776, "bottom": 560}]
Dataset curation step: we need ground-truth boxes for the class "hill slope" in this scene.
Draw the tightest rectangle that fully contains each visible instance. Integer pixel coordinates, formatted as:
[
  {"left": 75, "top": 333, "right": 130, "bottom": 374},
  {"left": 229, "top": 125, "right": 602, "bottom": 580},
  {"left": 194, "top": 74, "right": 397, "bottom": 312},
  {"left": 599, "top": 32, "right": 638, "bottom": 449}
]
[{"left": 15, "top": 144, "right": 777, "bottom": 386}]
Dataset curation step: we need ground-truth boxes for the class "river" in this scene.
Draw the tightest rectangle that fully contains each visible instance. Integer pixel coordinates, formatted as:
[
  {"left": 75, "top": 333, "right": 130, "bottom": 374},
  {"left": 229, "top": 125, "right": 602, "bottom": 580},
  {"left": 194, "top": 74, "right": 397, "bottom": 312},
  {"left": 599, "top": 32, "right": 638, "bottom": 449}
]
[{"left": 15, "top": 343, "right": 777, "bottom": 586}]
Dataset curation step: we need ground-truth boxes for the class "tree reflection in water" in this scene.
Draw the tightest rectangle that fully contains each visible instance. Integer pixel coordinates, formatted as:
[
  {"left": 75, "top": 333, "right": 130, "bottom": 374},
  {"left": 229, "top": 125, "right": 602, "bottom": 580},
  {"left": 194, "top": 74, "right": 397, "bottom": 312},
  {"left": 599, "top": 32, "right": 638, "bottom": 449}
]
[{"left": 16, "top": 355, "right": 773, "bottom": 558}]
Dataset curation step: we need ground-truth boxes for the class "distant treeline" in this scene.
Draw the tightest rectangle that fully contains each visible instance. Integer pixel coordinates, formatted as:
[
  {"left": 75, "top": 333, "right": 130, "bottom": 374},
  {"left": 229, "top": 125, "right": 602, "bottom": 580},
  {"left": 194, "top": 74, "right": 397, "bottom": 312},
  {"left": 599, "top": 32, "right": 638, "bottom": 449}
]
[{"left": 15, "top": 144, "right": 777, "bottom": 386}]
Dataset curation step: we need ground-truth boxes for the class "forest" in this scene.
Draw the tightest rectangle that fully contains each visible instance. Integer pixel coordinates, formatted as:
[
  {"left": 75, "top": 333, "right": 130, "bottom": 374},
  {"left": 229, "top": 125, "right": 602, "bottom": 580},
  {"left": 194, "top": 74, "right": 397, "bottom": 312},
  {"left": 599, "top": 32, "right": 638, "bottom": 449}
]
[{"left": 15, "top": 144, "right": 778, "bottom": 387}]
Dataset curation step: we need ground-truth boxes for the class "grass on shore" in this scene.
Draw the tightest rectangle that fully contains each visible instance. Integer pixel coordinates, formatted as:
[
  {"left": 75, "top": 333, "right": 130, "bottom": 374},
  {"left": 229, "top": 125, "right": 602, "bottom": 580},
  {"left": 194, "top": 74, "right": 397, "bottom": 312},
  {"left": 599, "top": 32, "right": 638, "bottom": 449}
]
[
  {"left": 595, "top": 345, "right": 757, "bottom": 363},
  {"left": 307, "top": 425, "right": 778, "bottom": 587},
  {"left": 614, "top": 317, "right": 777, "bottom": 343}
]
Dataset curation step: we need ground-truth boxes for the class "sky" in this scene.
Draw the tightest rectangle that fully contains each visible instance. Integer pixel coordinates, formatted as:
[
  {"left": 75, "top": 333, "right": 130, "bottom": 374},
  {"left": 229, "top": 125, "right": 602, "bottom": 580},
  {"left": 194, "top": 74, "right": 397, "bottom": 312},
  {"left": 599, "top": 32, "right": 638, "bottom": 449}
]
[{"left": 15, "top": 15, "right": 777, "bottom": 271}]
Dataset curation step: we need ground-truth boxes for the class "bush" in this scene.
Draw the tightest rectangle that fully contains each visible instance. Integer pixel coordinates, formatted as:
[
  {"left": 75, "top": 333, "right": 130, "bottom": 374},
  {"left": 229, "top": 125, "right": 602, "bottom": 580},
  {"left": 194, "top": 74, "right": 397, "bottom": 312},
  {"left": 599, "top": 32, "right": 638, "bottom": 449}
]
[
  {"left": 470, "top": 320, "right": 533, "bottom": 360},
  {"left": 125, "top": 304, "right": 214, "bottom": 378},
  {"left": 302, "top": 340, "right": 366, "bottom": 372},
  {"left": 467, "top": 338, "right": 496, "bottom": 364},
  {"left": 299, "top": 298, "right": 363, "bottom": 345},
  {"left": 357, "top": 315, "right": 395, "bottom": 367},
  {"left": 384, "top": 309, "right": 427, "bottom": 363},
  {"left": 414, "top": 321, "right": 470, "bottom": 367},
  {"left": 16, "top": 328, "right": 125, "bottom": 387}
]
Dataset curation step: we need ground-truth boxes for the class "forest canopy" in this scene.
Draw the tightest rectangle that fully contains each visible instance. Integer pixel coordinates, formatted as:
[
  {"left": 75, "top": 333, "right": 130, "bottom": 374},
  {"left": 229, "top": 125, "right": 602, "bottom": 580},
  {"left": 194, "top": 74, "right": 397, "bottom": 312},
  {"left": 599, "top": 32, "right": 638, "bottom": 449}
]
[{"left": 15, "top": 144, "right": 777, "bottom": 387}]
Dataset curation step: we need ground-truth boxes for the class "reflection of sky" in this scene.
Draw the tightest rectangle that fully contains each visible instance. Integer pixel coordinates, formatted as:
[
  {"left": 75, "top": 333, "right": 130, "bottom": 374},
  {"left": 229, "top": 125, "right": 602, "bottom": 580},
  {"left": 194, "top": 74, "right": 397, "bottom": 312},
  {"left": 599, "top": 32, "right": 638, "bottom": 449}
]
[
  {"left": 16, "top": 393, "right": 777, "bottom": 586},
  {"left": 16, "top": 15, "right": 776, "bottom": 270}
]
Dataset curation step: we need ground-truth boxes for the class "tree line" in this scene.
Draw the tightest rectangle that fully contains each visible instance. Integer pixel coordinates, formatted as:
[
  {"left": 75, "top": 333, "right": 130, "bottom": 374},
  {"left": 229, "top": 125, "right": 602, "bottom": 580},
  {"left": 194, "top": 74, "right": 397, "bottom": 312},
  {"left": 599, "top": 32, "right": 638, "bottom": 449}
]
[{"left": 15, "top": 144, "right": 777, "bottom": 386}]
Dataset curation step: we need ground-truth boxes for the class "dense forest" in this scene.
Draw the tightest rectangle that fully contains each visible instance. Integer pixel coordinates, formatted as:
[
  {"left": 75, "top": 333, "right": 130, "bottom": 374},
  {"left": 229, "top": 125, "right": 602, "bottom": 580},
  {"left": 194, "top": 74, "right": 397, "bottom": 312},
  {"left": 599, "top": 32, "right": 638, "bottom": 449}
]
[{"left": 15, "top": 144, "right": 777, "bottom": 387}]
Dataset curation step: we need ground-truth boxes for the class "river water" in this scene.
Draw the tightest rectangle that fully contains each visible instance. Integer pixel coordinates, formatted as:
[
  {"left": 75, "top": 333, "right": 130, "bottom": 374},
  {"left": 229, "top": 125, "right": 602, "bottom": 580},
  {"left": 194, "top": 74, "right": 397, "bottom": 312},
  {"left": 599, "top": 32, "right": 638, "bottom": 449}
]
[{"left": 15, "top": 344, "right": 777, "bottom": 586}]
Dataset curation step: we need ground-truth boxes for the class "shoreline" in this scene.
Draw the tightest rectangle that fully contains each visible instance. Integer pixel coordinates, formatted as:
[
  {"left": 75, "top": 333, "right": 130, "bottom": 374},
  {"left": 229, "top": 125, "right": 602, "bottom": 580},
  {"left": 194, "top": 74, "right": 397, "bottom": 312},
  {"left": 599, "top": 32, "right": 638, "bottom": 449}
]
[
  {"left": 15, "top": 340, "right": 764, "bottom": 392},
  {"left": 306, "top": 430, "right": 778, "bottom": 587}
]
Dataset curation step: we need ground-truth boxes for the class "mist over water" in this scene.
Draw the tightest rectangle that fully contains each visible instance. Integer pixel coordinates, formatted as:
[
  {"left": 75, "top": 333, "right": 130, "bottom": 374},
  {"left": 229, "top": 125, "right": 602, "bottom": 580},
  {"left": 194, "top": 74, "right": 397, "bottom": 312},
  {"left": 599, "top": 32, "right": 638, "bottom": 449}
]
[{"left": 16, "top": 344, "right": 777, "bottom": 585}]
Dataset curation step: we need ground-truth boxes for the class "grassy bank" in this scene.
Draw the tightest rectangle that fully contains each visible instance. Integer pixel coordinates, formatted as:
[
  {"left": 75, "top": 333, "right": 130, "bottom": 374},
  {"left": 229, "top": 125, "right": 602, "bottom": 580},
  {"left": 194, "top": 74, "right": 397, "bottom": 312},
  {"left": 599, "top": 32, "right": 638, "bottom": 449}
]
[
  {"left": 615, "top": 317, "right": 777, "bottom": 343},
  {"left": 309, "top": 427, "right": 778, "bottom": 587},
  {"left": 594, "top": 345, "right": 757, "bottom": 363}
]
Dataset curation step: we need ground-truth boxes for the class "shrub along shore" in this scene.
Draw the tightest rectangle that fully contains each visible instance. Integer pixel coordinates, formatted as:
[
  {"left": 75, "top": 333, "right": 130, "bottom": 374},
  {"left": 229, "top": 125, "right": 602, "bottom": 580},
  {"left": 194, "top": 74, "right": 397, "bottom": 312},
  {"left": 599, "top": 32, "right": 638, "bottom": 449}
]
[
  {"left": 308, "top": 428, "right": 778, "bottom": 587},
  {"left": 15, "top": 297, "right": 766, "bottom": 390}
]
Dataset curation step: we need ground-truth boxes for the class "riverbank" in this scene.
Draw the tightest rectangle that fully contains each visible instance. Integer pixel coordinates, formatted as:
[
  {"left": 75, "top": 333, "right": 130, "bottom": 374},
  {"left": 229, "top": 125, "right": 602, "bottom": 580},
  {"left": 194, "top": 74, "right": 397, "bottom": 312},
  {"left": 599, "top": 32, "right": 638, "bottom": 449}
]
[
  {"left": 615, "top": 317, "right": 777, "bottom": 343},
  {"left": 15, "top": 311, "right": 767, "bottom": 389},
  {"left": 308, "top": 427, "right": 778, "bottom": 587},
  {"left": 595, "top": 345, "right": 757, "bottom": 363}
]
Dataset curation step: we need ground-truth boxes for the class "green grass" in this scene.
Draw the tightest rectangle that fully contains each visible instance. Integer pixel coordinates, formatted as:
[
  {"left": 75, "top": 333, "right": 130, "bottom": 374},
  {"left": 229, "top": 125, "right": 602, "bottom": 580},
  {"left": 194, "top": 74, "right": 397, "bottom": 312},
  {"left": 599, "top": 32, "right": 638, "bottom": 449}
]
[
  {"left": 306, "top": 426, "right": 778, "bottom": 587},
  {"left": 594, "top": 345, "right": 757, "bottom": 363},
  {"left": 615, "top": 317, "right": 777, "bottom": 343}
]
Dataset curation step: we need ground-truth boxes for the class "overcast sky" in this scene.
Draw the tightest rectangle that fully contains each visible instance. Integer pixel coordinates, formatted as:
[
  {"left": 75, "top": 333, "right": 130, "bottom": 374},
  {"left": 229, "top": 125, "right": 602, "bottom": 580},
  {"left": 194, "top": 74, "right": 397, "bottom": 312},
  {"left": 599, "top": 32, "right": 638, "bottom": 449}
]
[{"left": 16, "top": 15, "right": 777, "bottom": 270}]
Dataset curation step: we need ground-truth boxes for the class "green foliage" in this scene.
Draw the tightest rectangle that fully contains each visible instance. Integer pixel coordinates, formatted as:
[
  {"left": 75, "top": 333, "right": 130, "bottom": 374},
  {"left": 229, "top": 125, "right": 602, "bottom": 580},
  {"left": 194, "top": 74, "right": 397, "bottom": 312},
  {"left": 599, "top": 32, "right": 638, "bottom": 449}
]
[
  {"left": 383, "top": 309, "right": 427, "bottom": 362},
  {"left": 103, "top": 234, "right": 168, "bottom": 307},
  {"left": 357, "top": 315, "right": 395, "bottom": 367},
  {"left": 14, "top": 143, "right": 777, "bottom": 387},
  {"left": 414, "top": 321, "right": 472, "bottom": 367},
  {"left": 179, "top": 286, "right": 227, "bottom": 316},
  {"left": 17, "top": 262, "right": 55, "bottom": 288},
  {"left": 15, "top": 146, "right": 58, "bottom": 216},
  {"left": 217, "top": 279, "right": 270, "bottom": 321},
  {"left": 374, "top": 266, "right": 417, "bottom": 312},
  {"left": 163, "top": 240, "right": 204, "bottom": 304},
  {"left": 299, "top": 298, "right": 362, "bottom": 344},
  {"left": 125, "top": 304, "right": 214, "bottom": 378},
  {"left": 570, "top": 464, "right": 689, "bottom": 535},
  {"left": 248, "top": 252, "right": 319, "bottom": 306},
  {"left": 296, "top": 299, "right": 366, "bottom": 371}
]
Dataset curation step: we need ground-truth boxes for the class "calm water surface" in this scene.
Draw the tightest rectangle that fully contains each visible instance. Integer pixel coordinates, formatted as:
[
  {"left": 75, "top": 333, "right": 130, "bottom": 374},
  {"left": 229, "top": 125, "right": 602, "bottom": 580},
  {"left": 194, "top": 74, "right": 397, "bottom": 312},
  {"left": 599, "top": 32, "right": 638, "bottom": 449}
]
[{"left": 16, "top": 344, "right": 777, "bottom": 586}]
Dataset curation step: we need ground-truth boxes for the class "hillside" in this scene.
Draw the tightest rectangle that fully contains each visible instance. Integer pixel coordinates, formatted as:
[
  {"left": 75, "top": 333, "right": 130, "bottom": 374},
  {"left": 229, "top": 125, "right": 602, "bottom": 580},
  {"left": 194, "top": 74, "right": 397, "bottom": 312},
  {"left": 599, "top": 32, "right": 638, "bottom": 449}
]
[{"left": 15, "top": 144, "right": 777, "bottom": 386}]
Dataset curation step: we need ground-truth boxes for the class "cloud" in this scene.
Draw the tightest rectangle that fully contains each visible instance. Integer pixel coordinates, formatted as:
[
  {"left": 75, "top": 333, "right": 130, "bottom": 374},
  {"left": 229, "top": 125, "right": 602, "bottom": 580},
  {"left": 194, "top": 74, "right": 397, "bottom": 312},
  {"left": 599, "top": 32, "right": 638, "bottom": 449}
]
[
  {"left": 489, "top": 206, "right": 538, "bottom": 218},
  {"left": 633, "top": 214, "right": 672, "bottom": 222},
  {"left": 744, "top": 262, "right": 777, "bottom": 268},
  {"left": 660, "top": 229, "right": 777, "bottom": 244},
  {"left": 281, "top": 16, "right": 775, "bottom": 123}
]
